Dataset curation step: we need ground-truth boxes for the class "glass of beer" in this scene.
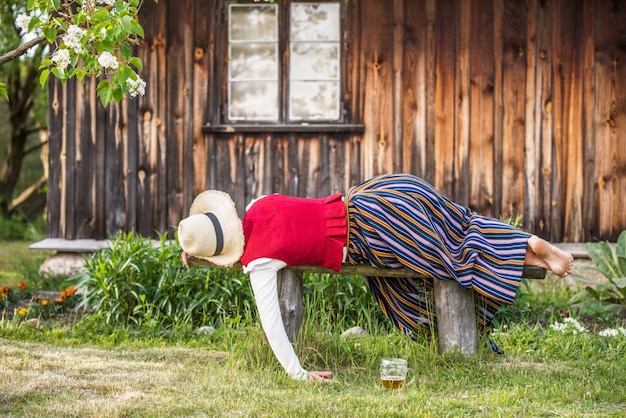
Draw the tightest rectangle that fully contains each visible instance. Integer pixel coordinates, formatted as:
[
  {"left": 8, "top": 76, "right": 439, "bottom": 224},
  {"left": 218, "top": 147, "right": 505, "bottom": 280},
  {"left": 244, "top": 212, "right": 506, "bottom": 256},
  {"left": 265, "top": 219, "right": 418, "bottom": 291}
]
[{"left": 380, "top": 358, "right": 415, "bottom": 390}]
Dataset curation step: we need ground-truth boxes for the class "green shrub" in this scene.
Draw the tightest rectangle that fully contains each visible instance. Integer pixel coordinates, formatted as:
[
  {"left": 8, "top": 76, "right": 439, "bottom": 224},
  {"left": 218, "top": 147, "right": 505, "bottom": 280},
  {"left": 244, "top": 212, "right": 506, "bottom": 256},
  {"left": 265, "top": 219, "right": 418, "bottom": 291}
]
[
  {"left": 570, "top": 230, "right": 626, "bottom": 315},
  {"left": 0, "top": 214, "right": 46, "bottom": 241},
  {"left": 74, "top": 231, "right": 255, "bottom": 329}
]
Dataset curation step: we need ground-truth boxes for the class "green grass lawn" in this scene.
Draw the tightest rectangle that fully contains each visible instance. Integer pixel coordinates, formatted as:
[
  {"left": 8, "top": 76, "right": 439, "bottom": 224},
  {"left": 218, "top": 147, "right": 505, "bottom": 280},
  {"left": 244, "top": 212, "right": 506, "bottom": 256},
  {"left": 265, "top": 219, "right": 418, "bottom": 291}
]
[
  {"left": 1, "top": 323, "right": 625, "bottom": 417},
  {"left": 0, "top": 240, "right": 47, "bottom": 288}
]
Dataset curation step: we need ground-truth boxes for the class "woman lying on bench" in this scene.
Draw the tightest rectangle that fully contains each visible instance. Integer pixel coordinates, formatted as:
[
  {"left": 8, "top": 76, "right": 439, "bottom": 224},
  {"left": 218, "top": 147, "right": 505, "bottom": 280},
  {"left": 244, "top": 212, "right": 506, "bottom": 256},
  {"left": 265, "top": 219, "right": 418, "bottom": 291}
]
[{"left": 177, "top": 174, "right": 573, "bottom": 383}]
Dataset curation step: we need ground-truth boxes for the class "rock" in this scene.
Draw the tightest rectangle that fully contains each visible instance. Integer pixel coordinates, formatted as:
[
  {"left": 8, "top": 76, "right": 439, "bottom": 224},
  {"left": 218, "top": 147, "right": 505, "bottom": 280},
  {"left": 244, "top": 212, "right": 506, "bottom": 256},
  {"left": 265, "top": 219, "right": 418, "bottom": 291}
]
[
  {"left": 39, "top": 252, "right": 87, "bottom": 278},
  {"left": 21, "top": 318, "right": 42, "bottom": 329},
  {"left": 340, "top": 326, "right": 367, "bottom": 338},
  {"left": 196, "top": 326, "right": 216, "bottom": 336}
]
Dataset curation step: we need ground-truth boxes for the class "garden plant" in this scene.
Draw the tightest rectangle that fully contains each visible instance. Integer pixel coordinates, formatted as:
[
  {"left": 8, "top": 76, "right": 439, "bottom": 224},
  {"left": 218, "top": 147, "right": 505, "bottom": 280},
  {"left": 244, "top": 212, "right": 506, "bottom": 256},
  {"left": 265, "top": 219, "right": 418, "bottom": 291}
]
[{"left": 570, "top": 230, "right": 626, "bottom": 315}]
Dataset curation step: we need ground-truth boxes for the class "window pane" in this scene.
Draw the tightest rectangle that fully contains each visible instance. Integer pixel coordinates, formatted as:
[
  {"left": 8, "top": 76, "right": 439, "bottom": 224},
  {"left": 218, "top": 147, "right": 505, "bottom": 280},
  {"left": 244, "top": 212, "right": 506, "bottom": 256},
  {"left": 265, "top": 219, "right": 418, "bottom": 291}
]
[
  {"left": 290, "top": 81, "right": 339, "bottom": 120},
  {"left": 230, "top": 81, "right": 278, "bottom": 121},
  {"left": 290, "top": 43, "right": 338, "bottom": 80},
  {"left": 230, "top": 5, "right": 277, "bottom": 41},
  {"left": 230, "top": 44, "right": 278, "bottom": 80},
  {"left": 229, "top": 4, "right": 278, "bottom": 121},
  {"left": 289, "top": 3, "right": 340, "bottom": 121},
  {"left": 291, "top": 3, "right": 340, "bottom": 41}
]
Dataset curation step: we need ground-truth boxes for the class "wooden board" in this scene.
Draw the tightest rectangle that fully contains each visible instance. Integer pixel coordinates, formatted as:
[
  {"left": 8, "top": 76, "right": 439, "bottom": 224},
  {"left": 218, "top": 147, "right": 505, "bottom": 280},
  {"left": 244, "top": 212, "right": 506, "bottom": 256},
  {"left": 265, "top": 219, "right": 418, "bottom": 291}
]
[{"left": 187, "top": 257, "right": 547, "bottom": 280}]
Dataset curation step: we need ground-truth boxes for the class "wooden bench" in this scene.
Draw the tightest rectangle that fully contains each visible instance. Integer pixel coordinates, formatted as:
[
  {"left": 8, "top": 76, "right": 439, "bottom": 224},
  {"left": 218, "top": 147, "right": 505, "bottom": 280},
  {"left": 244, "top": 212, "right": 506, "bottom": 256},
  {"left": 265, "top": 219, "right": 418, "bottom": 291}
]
[{"left": 188, "top": 257, "right": 546, "bottom": 356}]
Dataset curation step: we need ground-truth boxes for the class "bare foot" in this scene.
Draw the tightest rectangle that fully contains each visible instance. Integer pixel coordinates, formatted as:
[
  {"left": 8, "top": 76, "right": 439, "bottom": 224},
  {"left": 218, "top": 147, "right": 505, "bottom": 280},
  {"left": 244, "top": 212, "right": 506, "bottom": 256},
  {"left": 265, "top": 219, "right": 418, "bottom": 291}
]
[{"left": 526, "top": 235, "right": 574, "bottom": 277}]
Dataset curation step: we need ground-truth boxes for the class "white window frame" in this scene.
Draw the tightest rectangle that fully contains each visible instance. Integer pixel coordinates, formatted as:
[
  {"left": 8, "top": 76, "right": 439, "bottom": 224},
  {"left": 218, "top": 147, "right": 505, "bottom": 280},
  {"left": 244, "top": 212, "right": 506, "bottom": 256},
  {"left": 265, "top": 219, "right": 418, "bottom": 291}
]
[{"left": 225, "top": 1, "right": 342, "bottom": 124}]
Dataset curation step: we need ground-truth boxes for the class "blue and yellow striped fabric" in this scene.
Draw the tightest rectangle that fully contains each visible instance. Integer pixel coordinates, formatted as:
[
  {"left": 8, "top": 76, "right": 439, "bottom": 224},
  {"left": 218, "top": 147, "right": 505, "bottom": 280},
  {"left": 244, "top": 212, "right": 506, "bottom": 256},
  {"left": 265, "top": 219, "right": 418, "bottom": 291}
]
[{"left": 346, "top": 174, "right": 530, "bottom": 337}]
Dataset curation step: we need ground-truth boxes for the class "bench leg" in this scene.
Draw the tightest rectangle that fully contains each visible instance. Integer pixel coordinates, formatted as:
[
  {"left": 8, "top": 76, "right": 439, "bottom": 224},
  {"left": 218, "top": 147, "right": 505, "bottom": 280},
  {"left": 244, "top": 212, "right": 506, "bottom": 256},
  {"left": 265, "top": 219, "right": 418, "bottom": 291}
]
[
  {"left": 433, "top": 279, "right": 478, "bottom": 356},
  {"left": 277, "top": 269, "right": 304, "bottom": 343}
]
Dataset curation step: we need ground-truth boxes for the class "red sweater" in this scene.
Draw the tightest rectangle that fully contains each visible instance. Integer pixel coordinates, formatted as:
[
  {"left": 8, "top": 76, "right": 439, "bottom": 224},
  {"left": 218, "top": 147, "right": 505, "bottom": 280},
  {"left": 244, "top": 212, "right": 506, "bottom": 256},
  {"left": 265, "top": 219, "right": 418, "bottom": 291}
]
[{"left": 240, "top": 193, "right": 347, "bottom": 271}]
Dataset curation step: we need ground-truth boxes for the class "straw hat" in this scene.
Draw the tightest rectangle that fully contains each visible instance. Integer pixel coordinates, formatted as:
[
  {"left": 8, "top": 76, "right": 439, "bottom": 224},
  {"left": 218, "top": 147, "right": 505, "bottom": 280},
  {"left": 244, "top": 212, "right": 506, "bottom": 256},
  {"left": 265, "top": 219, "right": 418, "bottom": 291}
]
[{"left": 177, "top": 190, "right": 244, "bottom": 267}]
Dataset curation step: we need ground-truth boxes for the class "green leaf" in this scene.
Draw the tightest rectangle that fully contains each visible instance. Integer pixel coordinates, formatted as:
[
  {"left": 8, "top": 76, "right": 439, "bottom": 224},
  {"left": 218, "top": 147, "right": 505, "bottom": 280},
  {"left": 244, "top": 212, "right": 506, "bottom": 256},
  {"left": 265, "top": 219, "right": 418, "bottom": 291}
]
[
  {"left": 615, "top": 231, "right": 626, "bottom": 275},
  {"left": 570, "top": 271, "right": 604, "bottom": 286},
  {"left": 0, "top": 83, "right": 9, "bottom": 102},
  {"left": 617, "top": 230, "right": 626, "bottom": 259},
  {"left": 613, "top": 277, "right": 626, "bottom": 289},
  {"left": 586, "top": 241, "right": 620, "bottom": 279},
  {"left": 128, "top": 57, "right": 143, "bottom": 71},
  {"left": 118, "top": 65, "right": 134, "bottom": 82},
  {"left": 92, "top": 7, "right": 110, "bottom": 20},
  {"left": 53, "top": 17, "right": 68, "bottom": 32},
  {"left": 28, "top": 16, "right": 41, "bottom": 32},
  {"left": 97, "top": 80, "right": 112, "bottom": 107},
  {"left": 120, "top": 15, "right": 133, "bottom": 33},
  {"left": 43, "top": 26, "right": 58, "bottom": 44},
  {"left": 39, "top": 59, "right": 53, "bottom": 70},
  {"left": 97, "top": 38, "right": 115, "bottom": 54},
  {"left": 113, "top": 23, "right": 123, "bottom": 41},
  {"left": 39, "top": 69, "right": 50, "bottom": 89},
  {"left": 120, "top": 43, "right": 132, "bottom": 61},
  {"left": 51, "top": 67, "right": 65, "bottom": 81},
  {"left": 113, "top": 87, "right": 124, "bottom": 103},
  {"left": 52, "top": 0, "right": 61, "bottom": 10},
  {"left": 130, "top": 20, "right": 144, "bottom": 38},
  {"left": 603, "top": 303, "right": 626, "bottom": 314}
]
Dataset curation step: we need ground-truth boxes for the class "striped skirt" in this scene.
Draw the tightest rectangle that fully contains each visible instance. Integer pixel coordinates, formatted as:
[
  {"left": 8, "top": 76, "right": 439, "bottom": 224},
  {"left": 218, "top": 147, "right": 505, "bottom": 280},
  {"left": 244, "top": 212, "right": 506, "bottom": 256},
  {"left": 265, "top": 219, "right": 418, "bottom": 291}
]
[{"left": 345, "top": 174, "right": 530, "bottom": 337}]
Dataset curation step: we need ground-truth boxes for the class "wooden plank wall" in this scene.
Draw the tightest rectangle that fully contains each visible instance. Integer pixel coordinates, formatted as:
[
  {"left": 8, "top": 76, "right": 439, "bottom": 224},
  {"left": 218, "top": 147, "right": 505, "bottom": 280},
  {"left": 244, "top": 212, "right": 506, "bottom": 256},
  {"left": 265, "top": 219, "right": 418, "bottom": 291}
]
[
  {"left": 47, "top": 0, "right": 626, "bottom": 243},
  {"left": 593, "top": 0, "right": 626, "bottom": 241}
]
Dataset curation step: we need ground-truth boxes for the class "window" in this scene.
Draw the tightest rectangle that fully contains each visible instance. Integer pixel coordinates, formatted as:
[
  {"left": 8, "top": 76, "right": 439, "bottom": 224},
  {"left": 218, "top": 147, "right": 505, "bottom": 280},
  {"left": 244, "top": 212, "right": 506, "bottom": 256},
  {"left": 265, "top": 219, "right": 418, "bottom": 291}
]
[{"left": 227, "top": 2, "right": 341, "bottom": 123}]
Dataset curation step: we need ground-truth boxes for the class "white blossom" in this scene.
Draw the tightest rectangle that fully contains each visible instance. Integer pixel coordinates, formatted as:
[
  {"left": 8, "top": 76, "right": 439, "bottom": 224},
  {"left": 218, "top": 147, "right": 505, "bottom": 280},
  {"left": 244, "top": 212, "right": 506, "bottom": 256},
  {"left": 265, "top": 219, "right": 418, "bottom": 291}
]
[
  {"left": 85, "top": 0, "right": 115, "bottom": 7},
  {"left": 51, "top": 49, "right": 71, "bottom": 68},
  {"left": 63, "top": 25, "right": 87, "bottom": 54},
  {"left": 599, "top": 327, "right": 626, "bottom": 338},
  {"left": 127, "top": 77, "right": 146, "bottom": 97},
  {"left": 16, "top": 14, "right": 33, "bottom": 33},
  {"left": 549, "top": 317, "right": 588, "bottom": 335},
  {"left": 98, "top": 51, "right": 119, "bottom": 70},
  {"left": 599, "top": 328, "right": 619, "bottom": 337}
]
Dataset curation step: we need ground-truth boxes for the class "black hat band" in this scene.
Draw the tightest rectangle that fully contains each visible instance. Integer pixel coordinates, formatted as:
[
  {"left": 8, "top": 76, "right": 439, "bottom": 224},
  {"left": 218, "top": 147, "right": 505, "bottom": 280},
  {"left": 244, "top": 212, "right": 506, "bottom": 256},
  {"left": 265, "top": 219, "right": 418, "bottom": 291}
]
[{"left": 204, "top": 212, "right": 224, "bottom": 256}]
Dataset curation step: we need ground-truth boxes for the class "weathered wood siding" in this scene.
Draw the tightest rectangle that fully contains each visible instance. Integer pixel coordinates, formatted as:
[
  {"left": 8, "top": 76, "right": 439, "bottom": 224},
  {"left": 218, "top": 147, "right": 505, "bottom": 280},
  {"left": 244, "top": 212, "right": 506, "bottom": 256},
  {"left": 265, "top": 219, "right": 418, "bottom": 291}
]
[{"left": 48, "top": 0, "right": 626, "bottom": 243}]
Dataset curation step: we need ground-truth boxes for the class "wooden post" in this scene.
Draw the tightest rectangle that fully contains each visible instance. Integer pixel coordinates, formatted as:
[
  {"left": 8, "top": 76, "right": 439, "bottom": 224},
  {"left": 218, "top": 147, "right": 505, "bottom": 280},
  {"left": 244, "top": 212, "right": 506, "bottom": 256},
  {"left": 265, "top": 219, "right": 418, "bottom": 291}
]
[
  {"left": 433, "top": 279, "right": 477, "bottom": 356},
  {"left": 276, "top": 269, "right": 304, "bottom": 343}
]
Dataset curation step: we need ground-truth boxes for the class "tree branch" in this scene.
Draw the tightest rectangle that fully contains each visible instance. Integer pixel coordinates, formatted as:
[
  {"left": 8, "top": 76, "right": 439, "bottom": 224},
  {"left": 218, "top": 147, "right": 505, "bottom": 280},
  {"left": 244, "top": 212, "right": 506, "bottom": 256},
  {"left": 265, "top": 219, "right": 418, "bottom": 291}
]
[
  {"left": 23, "top": 138, "right": 48, "bottom": 156},
  {"left": 0, "top": 35, "right": 47, "bottom": 66}
]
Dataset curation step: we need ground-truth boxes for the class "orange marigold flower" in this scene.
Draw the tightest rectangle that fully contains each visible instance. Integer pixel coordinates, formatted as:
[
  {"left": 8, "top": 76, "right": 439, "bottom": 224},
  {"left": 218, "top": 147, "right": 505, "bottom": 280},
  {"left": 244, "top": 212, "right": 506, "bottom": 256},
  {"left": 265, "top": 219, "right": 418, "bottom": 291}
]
[
  {"left": 41, "top": 299, "right": 49, "bottom": 307},
  {"left": 18, "top": 282, "right": 28, "bottom": 290},
  {"left": 32, "top": 296, "right": 41, "bottom": 302},
  {"left": 18, "top": 308, "right": 28, "bottom": 316},
  {"left": 53, "top": 298, "right": 64, "bottom": 305},
  {"left": 0, "top": 286, "right": 9, "bottom": 294},
  {"left": 61, "top": 286, "right": 78, "bottom": 299}
]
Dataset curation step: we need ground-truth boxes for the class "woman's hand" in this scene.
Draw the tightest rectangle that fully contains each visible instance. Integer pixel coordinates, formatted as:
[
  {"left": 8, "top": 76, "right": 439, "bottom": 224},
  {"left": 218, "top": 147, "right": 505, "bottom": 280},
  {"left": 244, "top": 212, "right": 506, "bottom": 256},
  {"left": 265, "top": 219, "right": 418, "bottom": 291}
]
[
  {"left": 308, "top": 371, "right": 333, "bottom": 383},
  {"left": 182, "top": 252, "right": 189, "bottom": 268}
]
